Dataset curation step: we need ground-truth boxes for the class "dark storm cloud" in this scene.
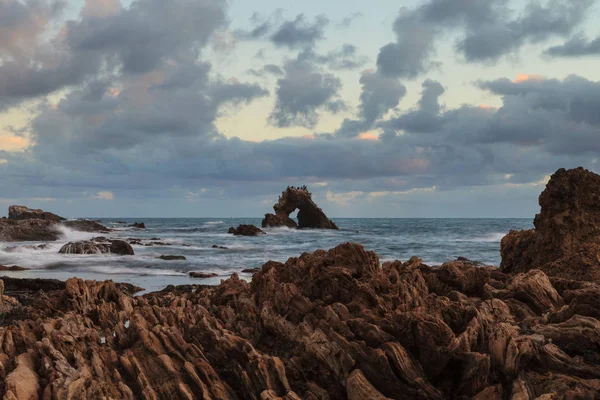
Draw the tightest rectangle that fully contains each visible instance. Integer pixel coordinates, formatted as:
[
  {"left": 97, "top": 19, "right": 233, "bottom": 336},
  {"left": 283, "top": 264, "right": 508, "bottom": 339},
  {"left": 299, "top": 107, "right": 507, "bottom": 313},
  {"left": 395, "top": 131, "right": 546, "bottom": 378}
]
[
  {"left": 375, "top": 0, "right": 593, "bottom": 78},
  {"left": 269, "top": 59, "right": 346, "bottom": 128},
  {"left": 297, "top": 44, "right": 368, "bottom": 70},
  {"left": 270, "top": 14, "right": 329, "bottom": 49},
  {"left": 544, "top": 35, "right": 600, "bottom": 57}
]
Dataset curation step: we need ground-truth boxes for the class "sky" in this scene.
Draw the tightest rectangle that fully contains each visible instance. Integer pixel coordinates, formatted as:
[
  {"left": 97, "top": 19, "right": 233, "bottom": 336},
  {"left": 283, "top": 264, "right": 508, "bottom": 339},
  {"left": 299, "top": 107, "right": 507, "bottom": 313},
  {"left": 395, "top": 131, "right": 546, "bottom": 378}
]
[{"left": 1, "top": 0, "right": 600, "bottom": 218}]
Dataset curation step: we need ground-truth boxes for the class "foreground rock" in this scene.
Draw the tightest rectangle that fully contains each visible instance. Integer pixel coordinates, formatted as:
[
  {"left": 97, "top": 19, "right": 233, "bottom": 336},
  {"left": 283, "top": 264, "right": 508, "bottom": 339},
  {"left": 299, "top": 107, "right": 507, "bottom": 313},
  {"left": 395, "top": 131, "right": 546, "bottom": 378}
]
[
  {"left": 228, "top": 224, "right": 266, "bottom": 236},
  {"left": 0, "top": 219, "right": 61, "bottom": 242},
  {"left": 0, "top": 241, "right": 599, "bottom": 399},
  {"left": 262, "top": 186, "right": 338, "bottom": 229},
  {"left": 63, "top": 219, "right": 110, "bottom": 233},
  {"left": 501, "top": 167, "right": 600, "bottom": 281},
  {"left": 8, "top": 205, "right": 65, "bottom": 222},
  {"left": 59, "top": 239, "right": 134, "bottom": 255}
]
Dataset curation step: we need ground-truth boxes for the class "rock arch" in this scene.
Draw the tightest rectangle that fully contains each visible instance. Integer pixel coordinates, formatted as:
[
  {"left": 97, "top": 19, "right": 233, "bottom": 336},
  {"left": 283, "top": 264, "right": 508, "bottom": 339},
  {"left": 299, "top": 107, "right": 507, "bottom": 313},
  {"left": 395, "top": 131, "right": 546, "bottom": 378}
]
[{"left": 262, "top": 186, "right": 338, "bottom": 229}]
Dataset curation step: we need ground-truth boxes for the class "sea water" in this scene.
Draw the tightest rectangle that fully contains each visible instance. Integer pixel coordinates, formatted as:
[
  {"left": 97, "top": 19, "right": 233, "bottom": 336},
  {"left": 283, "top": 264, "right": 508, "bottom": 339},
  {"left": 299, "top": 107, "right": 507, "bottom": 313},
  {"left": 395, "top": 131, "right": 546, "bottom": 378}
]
[{"left": 0, "top": 218, "right": 532, "bottom": 293}]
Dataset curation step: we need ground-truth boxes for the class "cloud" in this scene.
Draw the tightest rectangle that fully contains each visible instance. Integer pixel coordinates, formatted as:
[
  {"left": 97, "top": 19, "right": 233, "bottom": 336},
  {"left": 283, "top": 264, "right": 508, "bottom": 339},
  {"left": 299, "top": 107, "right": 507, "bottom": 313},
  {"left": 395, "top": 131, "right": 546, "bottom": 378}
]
[
  {"left": 247, "top": 64, "right": 284, "bottom": 78},
  {"left": 269, "top": 59, "right": 346, "bottom": 128},
  {"left": 298, "top": 44, "right": 368, "bottom": 70},
  {"left": 270, "top": 14, "right": 328, "bottom": 49},
  {"left": 544, "top": 34, "right": 600, "bottom": 57},
  {"left": 95, "top": 191, "right": 114, "bottom": 200},
  {"left": 375, "top": 0, "right": 593, "bottom": 79},
  {"left": 337, "top": 12, "right": 362, "bottom": 29}
]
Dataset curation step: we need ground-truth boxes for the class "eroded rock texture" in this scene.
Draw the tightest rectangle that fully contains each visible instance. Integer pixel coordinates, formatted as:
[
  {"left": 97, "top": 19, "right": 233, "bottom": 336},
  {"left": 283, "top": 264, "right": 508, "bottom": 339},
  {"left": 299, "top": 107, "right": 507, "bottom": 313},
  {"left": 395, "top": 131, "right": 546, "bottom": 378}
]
[
  {"left": 0, "top": 219, "right": 61, "bottom": 242},
  {"left": 59, "top": 239, "right": 134, "bottom": 255},
  {"left": 8, "top": 205, "right": 65, "bottom": 222},
  {"left": 63, "top": 220, "right": 110, "bottom": 233},
  {"left": 262, "top": 186, "right": 338, "bottom": 229},
  {"left": 1, "top": 242, "right": 599, "bottom": 399},
  {"left": 501, "top": 167, "right": 600, "bottom": 281}
]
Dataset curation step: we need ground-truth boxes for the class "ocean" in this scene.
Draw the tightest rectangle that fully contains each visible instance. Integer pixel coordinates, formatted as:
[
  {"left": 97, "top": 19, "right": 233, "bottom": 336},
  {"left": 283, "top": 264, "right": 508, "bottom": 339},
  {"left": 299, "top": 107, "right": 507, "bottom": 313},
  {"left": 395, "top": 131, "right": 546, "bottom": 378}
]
[{"left": 0, "top": 218, "right": 533, "bottom": 293}]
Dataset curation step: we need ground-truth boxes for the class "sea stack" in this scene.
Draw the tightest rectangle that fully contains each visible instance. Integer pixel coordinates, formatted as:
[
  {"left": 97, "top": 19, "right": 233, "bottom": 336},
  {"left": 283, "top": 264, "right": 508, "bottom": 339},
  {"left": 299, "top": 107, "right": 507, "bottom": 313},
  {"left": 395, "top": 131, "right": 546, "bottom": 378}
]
[{"left": 262, "top": 186, "right": 338, "bottom": 229}]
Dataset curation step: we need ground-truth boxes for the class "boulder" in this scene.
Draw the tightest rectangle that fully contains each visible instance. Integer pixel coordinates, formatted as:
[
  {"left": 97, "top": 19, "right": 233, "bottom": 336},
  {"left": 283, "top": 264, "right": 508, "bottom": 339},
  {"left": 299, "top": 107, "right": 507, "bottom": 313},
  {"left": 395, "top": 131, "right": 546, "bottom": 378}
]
[
  {"left": 0, "top": 219, "right": 61, "bottom": 242},
  {"left": 8, "top": 205, "right": 65, "bottom": 222},
  {"left": 59, "top": 239, "right": 134, "bottom": 255},
  {"left": 501, "top": 167, "right": 600, "bottom": 281},
  {"left": 228, "top": 224, "right": 266, "bottom": 236},
  {"left": 262, "top": 186, "right": 338, "bottom": 229},
  {"left": 129, "top": 222, "right": 146, "bottom": 229},
  {"left": 189, "top": 272, "right": 218, "bottom": 278},
  {"left": 62, "top": 219, "right": 110, "bottom": 232}
]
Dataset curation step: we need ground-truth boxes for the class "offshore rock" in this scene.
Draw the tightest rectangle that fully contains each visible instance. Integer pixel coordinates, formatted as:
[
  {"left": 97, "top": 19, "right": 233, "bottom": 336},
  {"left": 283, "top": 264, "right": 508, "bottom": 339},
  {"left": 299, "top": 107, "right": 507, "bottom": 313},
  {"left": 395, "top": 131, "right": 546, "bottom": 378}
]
[
  {"left": 59, "top": 239, "right": 134, "bottom": 255},
  {"left": 8, "top": 205, "right": 65, "bottom": 222},
  {"left": 0, "top": 219, "right": 61, "bottom": 242},
  {"left": 63, "top": 219, "right": 110, "bottom": 233},
  {"left": 1, "top": 243, "right": 599, "bottom": 399},
  {"left": 228, "top": 224, "right": 266, "bottom": 236},
  {"left": 501, "top": 167, "right": 600, "bottom": 281},
  {"left": 129, "top": 222, "right": 146, "bottom": 229},
  {"left": 263, "top": 186, "right": 338, "bottom": 229}
]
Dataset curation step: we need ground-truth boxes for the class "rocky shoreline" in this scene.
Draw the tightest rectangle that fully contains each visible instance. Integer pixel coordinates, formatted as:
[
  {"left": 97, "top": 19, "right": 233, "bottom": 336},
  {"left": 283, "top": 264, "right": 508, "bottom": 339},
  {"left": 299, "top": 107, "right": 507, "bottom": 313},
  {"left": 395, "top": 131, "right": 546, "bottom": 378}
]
[{"left": 0, "top": 167, "right": 600, "bottom": 399}]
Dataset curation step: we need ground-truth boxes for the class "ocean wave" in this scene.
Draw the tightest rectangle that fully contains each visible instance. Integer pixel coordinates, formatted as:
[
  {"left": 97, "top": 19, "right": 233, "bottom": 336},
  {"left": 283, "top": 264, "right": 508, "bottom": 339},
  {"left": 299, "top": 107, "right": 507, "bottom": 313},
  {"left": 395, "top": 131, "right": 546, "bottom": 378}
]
[{"left": 455, "top": 232, "right": 505, "bottom": 243}]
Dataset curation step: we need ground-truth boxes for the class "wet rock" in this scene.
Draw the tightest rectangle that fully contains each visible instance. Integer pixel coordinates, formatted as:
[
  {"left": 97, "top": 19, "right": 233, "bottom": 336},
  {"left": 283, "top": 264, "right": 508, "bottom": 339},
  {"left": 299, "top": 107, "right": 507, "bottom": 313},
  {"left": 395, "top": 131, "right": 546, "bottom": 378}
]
[
  {"left": 241, "top": 268, "right": 261, "bottom": 274},
  {"left": 189, "top": 272, "right": 218, "bottom": 278},
  {"left": 501, "top": 167, "right": 600, "bottom": 281},
  {"left": 262, "top": 186, "right": 338, "bottom": 229},
  {"left": 158, "top": 255, "right": 187, "bottom": 261},
  {"left": 4, "top": 243, "right": 49, "bottom": 252},
  {"left": 62, "top": 219, "right": 110, "bottom": 232},
  {"left": 59, "top": 239, "right": 134, "bottom": 255},
  {"left": 0, "top": 218, "right": 61, "bottom": 242},
  {"left": 0, "top": 265, "right": 28, "bottom": 271},
  {"left": 8, "top": 205, "right": 65, "bottom": 222},
  {"left": 129, "top": 222, "right": 146, "bottom": 229},
  {"left": 212, "top": 245, "right": 229, "bottom": 249},
  {"left": 262, "top": 213, "right": 298, "bottom": 229},
  {"left": 228, "top": 224, "right": 266, "bottom": 236}
]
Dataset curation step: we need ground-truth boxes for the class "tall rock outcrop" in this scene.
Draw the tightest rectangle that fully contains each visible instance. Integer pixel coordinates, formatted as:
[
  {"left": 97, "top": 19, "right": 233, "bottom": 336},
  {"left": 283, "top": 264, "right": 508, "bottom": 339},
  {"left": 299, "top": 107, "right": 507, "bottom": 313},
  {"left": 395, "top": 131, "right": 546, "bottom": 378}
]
[
  {"left": 501, "top": 167, "right": 600, "bottom": 281},
  {"left": 262, "top": 186, "right": 338, "bottom": 229},
  {"left": 8, "top": 205, "right": 65, "bottom": 222}
]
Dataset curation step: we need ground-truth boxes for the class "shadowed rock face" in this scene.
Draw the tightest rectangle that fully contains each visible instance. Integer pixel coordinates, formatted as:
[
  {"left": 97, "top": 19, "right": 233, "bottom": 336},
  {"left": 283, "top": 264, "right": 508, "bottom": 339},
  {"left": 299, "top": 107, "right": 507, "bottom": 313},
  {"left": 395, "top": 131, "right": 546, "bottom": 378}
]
[
  {"left": 63, "top": 219, "right": 110, "bottom": 233},
  {"left": 0, "top": 219, "right": 61, "bottom": 242},
  {"left": 501, "top": 167, "right": 600, "bottom": 281},
  {"left": 59, "top": 239, "right": 134, "bottom": 255},
  {"left": 8, "top": 205, "right": 65, "bottom": 222},
  {"left": 263, "top": 186, "right": 338, "bottom": 229},
  {"left": 1, "top": 242, "right": 599, "bottom": 399}
]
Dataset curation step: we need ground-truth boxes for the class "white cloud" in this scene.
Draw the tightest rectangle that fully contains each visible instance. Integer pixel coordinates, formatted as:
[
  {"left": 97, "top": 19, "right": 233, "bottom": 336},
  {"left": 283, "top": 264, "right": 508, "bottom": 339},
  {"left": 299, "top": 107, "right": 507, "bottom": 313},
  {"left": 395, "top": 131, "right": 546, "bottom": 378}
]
[{"left": 95, "top": 191, "right": 114, "bottom": 200}]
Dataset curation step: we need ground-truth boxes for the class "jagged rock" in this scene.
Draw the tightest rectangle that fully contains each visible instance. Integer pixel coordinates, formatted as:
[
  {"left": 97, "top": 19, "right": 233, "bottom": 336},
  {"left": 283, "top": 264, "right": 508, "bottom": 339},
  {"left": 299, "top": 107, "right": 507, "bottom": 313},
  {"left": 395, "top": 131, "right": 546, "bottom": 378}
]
[
  {"left": 262, "top": 213, "right": 298, "bottom": 229},
  {"left": 501, "top": 167, "right": 600, "bottom": 281},
  {"left": 0, "top": 219, "right": 61, "bottom": 242},
  {"left": 228, "top": 224, "right": 266, "bottom": 236},
  {"left": 8, "top": 205, "right": 65, "bottom": 222},
  {"left": 189, "top": 272, "right": 218, "bottom": 278},
  {"left": 0, "top": 234, "right": 600, "bottom": 399},
  {"left": 59, "top": 239, "right": 134, "bottom": 255},
  {"left": 158, "top": 255, "right": 186, "bottom": 260},
  {"left": 262, "top": 186, "right": 338, "bottom": 229},
  {"left": 129, "top": 222, "right": 146, "bottom": 229},
  {"left": 62, "top": 219, "right": 110, "bottom": 232}
]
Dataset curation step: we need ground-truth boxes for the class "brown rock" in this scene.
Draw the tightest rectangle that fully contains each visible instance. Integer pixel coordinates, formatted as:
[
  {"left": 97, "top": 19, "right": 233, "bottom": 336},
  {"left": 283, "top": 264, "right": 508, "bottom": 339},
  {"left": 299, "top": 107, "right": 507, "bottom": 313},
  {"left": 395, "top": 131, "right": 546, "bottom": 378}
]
[
  {"left": 62, "top": 219, "right": 110, "bottom": 232},
  {"left": 59, "top": 239, "right": 134, "bottom": 255},
  {"left": 8, "top": 205, "right": 64, "bottom": 222},
  {"left": 501, "top": 167, "right": 600, "bottom": 281},
  {"left": 0, "top": 265, "right": 28, "bottom": 271},
  {"left": 228, "top": 224, "right": 266, "bottom": 236},
  {"left": 262, "top": 186, "right": 338, "bottom": 229},
  {"left": 189, "top": 272, "right": 218, "bottom": 278},
  {"left": 0, "top": 218, "right": 61, "bottom": 242},
  {"left": 129, "top": 222, "right": 146, "bottom": 229}
]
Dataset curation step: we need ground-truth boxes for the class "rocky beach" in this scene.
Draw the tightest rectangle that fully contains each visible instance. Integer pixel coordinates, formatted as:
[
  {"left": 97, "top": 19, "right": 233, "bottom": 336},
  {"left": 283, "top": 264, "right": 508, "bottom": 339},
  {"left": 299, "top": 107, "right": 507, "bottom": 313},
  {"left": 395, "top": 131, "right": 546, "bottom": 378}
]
[{"left": 0, "top": 168, "right": 600, "bottom": 399}]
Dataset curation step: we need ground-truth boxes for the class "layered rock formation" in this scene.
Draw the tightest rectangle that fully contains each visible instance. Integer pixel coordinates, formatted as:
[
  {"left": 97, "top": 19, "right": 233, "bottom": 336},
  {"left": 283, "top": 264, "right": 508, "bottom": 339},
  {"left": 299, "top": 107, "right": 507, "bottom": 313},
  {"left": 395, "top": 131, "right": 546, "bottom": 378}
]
[
  {"left": 1, "top": 241, "right": 599, "bottom": 399},
  {"left": 501, "top": 167, "right": 600, "bottom": 281},
  {"left": 59, "top": 239, "right": 134, "bottom": 255},
  {"left": 0, "top": 219, "right": 61, "bottom": 242},
  {"left": 8, "top": 205, "right": 65, "bottom": 222},
  {"left": 228, "top": 224, "right": 266, "bottom": 236},
  {"left": 262, "top": 186, "right": 338, "bottom": 229}
]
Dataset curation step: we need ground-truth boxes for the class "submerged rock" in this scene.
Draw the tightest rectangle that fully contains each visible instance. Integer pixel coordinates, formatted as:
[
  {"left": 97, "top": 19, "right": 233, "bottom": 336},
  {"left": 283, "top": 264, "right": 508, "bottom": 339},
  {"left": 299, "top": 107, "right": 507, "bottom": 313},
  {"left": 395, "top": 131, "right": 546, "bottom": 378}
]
[
  {"left": 189, "top": 272, "right": 218, "bottom": 278},
  {"left": 262, "top": 186, "right": 338, "bottom": 229},
  {"left": 59, "top": 239, "right": 134, "bottom": 255},
  {"left": 158, "top": 255, "right": 187, "bottom": 261},
  {"left": 501, "top": 167, "right": 600, "bottom": 281},
  {"left": 129, "top": 222, "right": 146, "bottom": 229},
  {"left": 8, "top": 205, "right": 65, "bottom": 222},
  {"left": 228, "top": 224, "right": 266, "bottom": 236},
  {"left": 212, "top": 245, "right": 229, "bottom": 249}
]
